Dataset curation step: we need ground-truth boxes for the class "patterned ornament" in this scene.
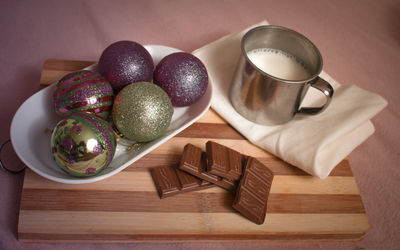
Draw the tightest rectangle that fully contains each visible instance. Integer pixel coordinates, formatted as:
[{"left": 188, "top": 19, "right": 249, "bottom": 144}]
[
  {"left": 51, "top": 112, "right": 116, "bottom": 177},
  {"left": 112, "top": 82, "right": 173, "bottom": 142},
  {"left": 53, "top": 70, "right": 114, "bottom": 119}
]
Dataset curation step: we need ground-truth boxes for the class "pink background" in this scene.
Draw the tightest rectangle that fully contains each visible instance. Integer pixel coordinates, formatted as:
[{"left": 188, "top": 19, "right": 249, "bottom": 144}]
[{"left": 1, "top": 0, "right": 399, "bottom": 249}]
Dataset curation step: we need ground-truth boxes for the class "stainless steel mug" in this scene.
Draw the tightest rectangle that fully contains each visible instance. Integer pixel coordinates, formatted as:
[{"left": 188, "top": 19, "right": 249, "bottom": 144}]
[{"left": 230, "top": 25, "right": 334, "bottom": 125}]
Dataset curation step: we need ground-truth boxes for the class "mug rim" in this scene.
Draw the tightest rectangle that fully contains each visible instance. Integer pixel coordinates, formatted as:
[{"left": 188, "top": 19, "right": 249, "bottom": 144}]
[{"left": 241, "top": 25, "right": 323, "bottom": 83}]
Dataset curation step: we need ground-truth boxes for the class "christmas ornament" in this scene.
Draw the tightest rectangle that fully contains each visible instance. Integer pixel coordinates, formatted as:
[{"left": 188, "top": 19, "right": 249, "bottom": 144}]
[
  {"left": 50, "top": 112, "right": 116, "bottom": 177},
  {"left": 98, "top": 40, "right": 154, "bottom": 93},
  {"left": 112, "top": 82, "right": 173, "bottom": 142},
  {"left": 53, "top": 70, "right": 114, "bottom": 119},
  {"left": 153, "top": 52, "right": 208, "bottom": 107}
]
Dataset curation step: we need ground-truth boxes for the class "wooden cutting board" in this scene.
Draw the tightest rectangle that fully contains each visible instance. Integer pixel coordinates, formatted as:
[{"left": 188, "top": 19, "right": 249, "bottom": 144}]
[{"left": 18, "top": 59, "right": 369, "bottom": 242}]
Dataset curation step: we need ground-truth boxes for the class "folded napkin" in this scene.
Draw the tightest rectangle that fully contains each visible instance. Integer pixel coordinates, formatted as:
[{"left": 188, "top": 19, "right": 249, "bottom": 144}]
[{"left": 192, "top": 20, "right": 388, "bottom": 179}]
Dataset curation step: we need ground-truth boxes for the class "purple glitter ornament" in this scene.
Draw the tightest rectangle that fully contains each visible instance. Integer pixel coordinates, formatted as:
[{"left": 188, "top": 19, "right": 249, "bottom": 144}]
[
  {"left": 98, "top": 41, "right": 154, "bottom": 93},
  {"left": 153, "top": 52, "right": 208, "bottom": 107}
]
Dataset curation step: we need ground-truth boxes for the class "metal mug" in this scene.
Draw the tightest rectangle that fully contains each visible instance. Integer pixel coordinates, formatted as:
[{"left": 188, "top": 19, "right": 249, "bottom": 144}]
[{"left": 230, "top": 25, "right": 334, "bottom": 125}]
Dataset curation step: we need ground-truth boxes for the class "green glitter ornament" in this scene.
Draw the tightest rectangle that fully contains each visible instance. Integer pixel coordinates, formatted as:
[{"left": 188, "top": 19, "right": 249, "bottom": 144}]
[{"left": 112, "top": 82, "right": 173, "bottom": 142}]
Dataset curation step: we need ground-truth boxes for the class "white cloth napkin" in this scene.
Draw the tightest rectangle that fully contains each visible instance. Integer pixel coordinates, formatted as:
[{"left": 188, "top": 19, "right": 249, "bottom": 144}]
[{"left": 192, "top": 21, "right": 388, "bottom": 179}]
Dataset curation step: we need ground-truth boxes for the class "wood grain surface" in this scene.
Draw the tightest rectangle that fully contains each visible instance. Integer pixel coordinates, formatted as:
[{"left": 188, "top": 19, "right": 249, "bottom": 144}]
[{"left": 18, "top": 59, "right": 369, "bottom": 242}]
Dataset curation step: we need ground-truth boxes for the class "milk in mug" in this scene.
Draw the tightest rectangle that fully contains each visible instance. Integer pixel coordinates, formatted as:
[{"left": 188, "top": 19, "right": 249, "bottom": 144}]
[{"left": 247, "top": 48, "right": 310, "bottom": 81}]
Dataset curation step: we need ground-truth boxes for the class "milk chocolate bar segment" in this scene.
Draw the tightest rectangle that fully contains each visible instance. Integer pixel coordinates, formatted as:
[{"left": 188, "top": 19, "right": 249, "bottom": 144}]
[
  {"left": 150, "top": 165, "right": 180, "bottom": 198},
  {"left": 206, "top": 141, "right": 243, "bottom": 180},
  {"left": 179, "top": 143, "right": 218, "bottom": 182},
  {"left": 175, "top": 169, "right": 201, "bottom": 190},
  {"left": 151, "top": 165, "right": 215, "bottom": 199},
  {"left": 232, "top": 157, "right": 274, "bottom": 224},
  {"left": 178, "top": 143, "right": 237, "bottom": 191}
]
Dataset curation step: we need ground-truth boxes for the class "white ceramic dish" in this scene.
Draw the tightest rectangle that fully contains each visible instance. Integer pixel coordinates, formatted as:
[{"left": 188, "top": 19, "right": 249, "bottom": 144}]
[{"left": 10, "top": 45, "right": 213, "bottom": 184}]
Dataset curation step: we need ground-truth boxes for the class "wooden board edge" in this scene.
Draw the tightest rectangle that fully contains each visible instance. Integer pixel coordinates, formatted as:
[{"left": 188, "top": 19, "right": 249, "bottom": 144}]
[{"left": 18, "top": 232, "right": 368, "bottom": 243}]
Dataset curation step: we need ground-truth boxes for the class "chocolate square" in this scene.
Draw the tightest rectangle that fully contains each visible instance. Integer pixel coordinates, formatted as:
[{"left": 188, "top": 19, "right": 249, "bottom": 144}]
[
  {"left": 151, "top": 164, "right": 215, "bottom": 199},
  {"left": 205, "top": 141, "right": 243, "bottom": 180},
  {"left": 232, "top": 157, "right": 274, "bottom": 224},
  {"left": 178, "top": 143, "right": 237, "bottom": 191}
]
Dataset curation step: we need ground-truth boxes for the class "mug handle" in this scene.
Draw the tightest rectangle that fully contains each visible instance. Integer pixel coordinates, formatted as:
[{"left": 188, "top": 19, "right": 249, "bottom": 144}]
[{"left": 298, "top": 77, "right": 334, "bottom": 115}]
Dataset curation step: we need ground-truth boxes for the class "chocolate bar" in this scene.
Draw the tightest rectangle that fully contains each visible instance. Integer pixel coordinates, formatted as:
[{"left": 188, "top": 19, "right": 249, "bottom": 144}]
[
  {"left": 206, "top": 141, "right": 244, "bottom": 180},
  {"left": 178, "top": 143, "right": 237, "bottom": 191},
  {"left": 151, "top": 165, "right": 215, "bottom": 199},
  {"left": 232, "top": 157, "right": 274, "bottom": 224}
]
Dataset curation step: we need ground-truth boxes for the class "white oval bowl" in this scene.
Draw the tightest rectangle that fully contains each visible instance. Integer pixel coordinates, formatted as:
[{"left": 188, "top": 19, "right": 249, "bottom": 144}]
[{"left": 10, "top": 45, "right": 212, "bottom": 184}]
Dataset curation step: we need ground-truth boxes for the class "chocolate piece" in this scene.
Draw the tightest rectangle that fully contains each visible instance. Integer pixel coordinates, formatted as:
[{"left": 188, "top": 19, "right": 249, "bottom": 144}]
[
  {"left": 151, "top": 165, "right": 214, "bottom": 199},
  {"left": 206, "top": 141, "right": 243, "bottom": 180},
  {"left": 232, "top": 157, "right": 274, "bottom": 225},
  {"left": 178, "top": 143, "right": 237, "bottom": 191}
]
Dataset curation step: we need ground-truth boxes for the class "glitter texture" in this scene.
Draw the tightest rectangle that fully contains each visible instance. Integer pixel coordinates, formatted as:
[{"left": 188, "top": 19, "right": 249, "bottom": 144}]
[
  {"left": 112, "top": 82, "right": 173, "bottom": 142},
  {"left": 98, "top": 41, "right": 154, "bottom": 93},
  {"left": 53, "top": 70, "right": 114, "bottom": 119},
  {"left": 153, "top": 52, "right": 208, "bottom": 107}
]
